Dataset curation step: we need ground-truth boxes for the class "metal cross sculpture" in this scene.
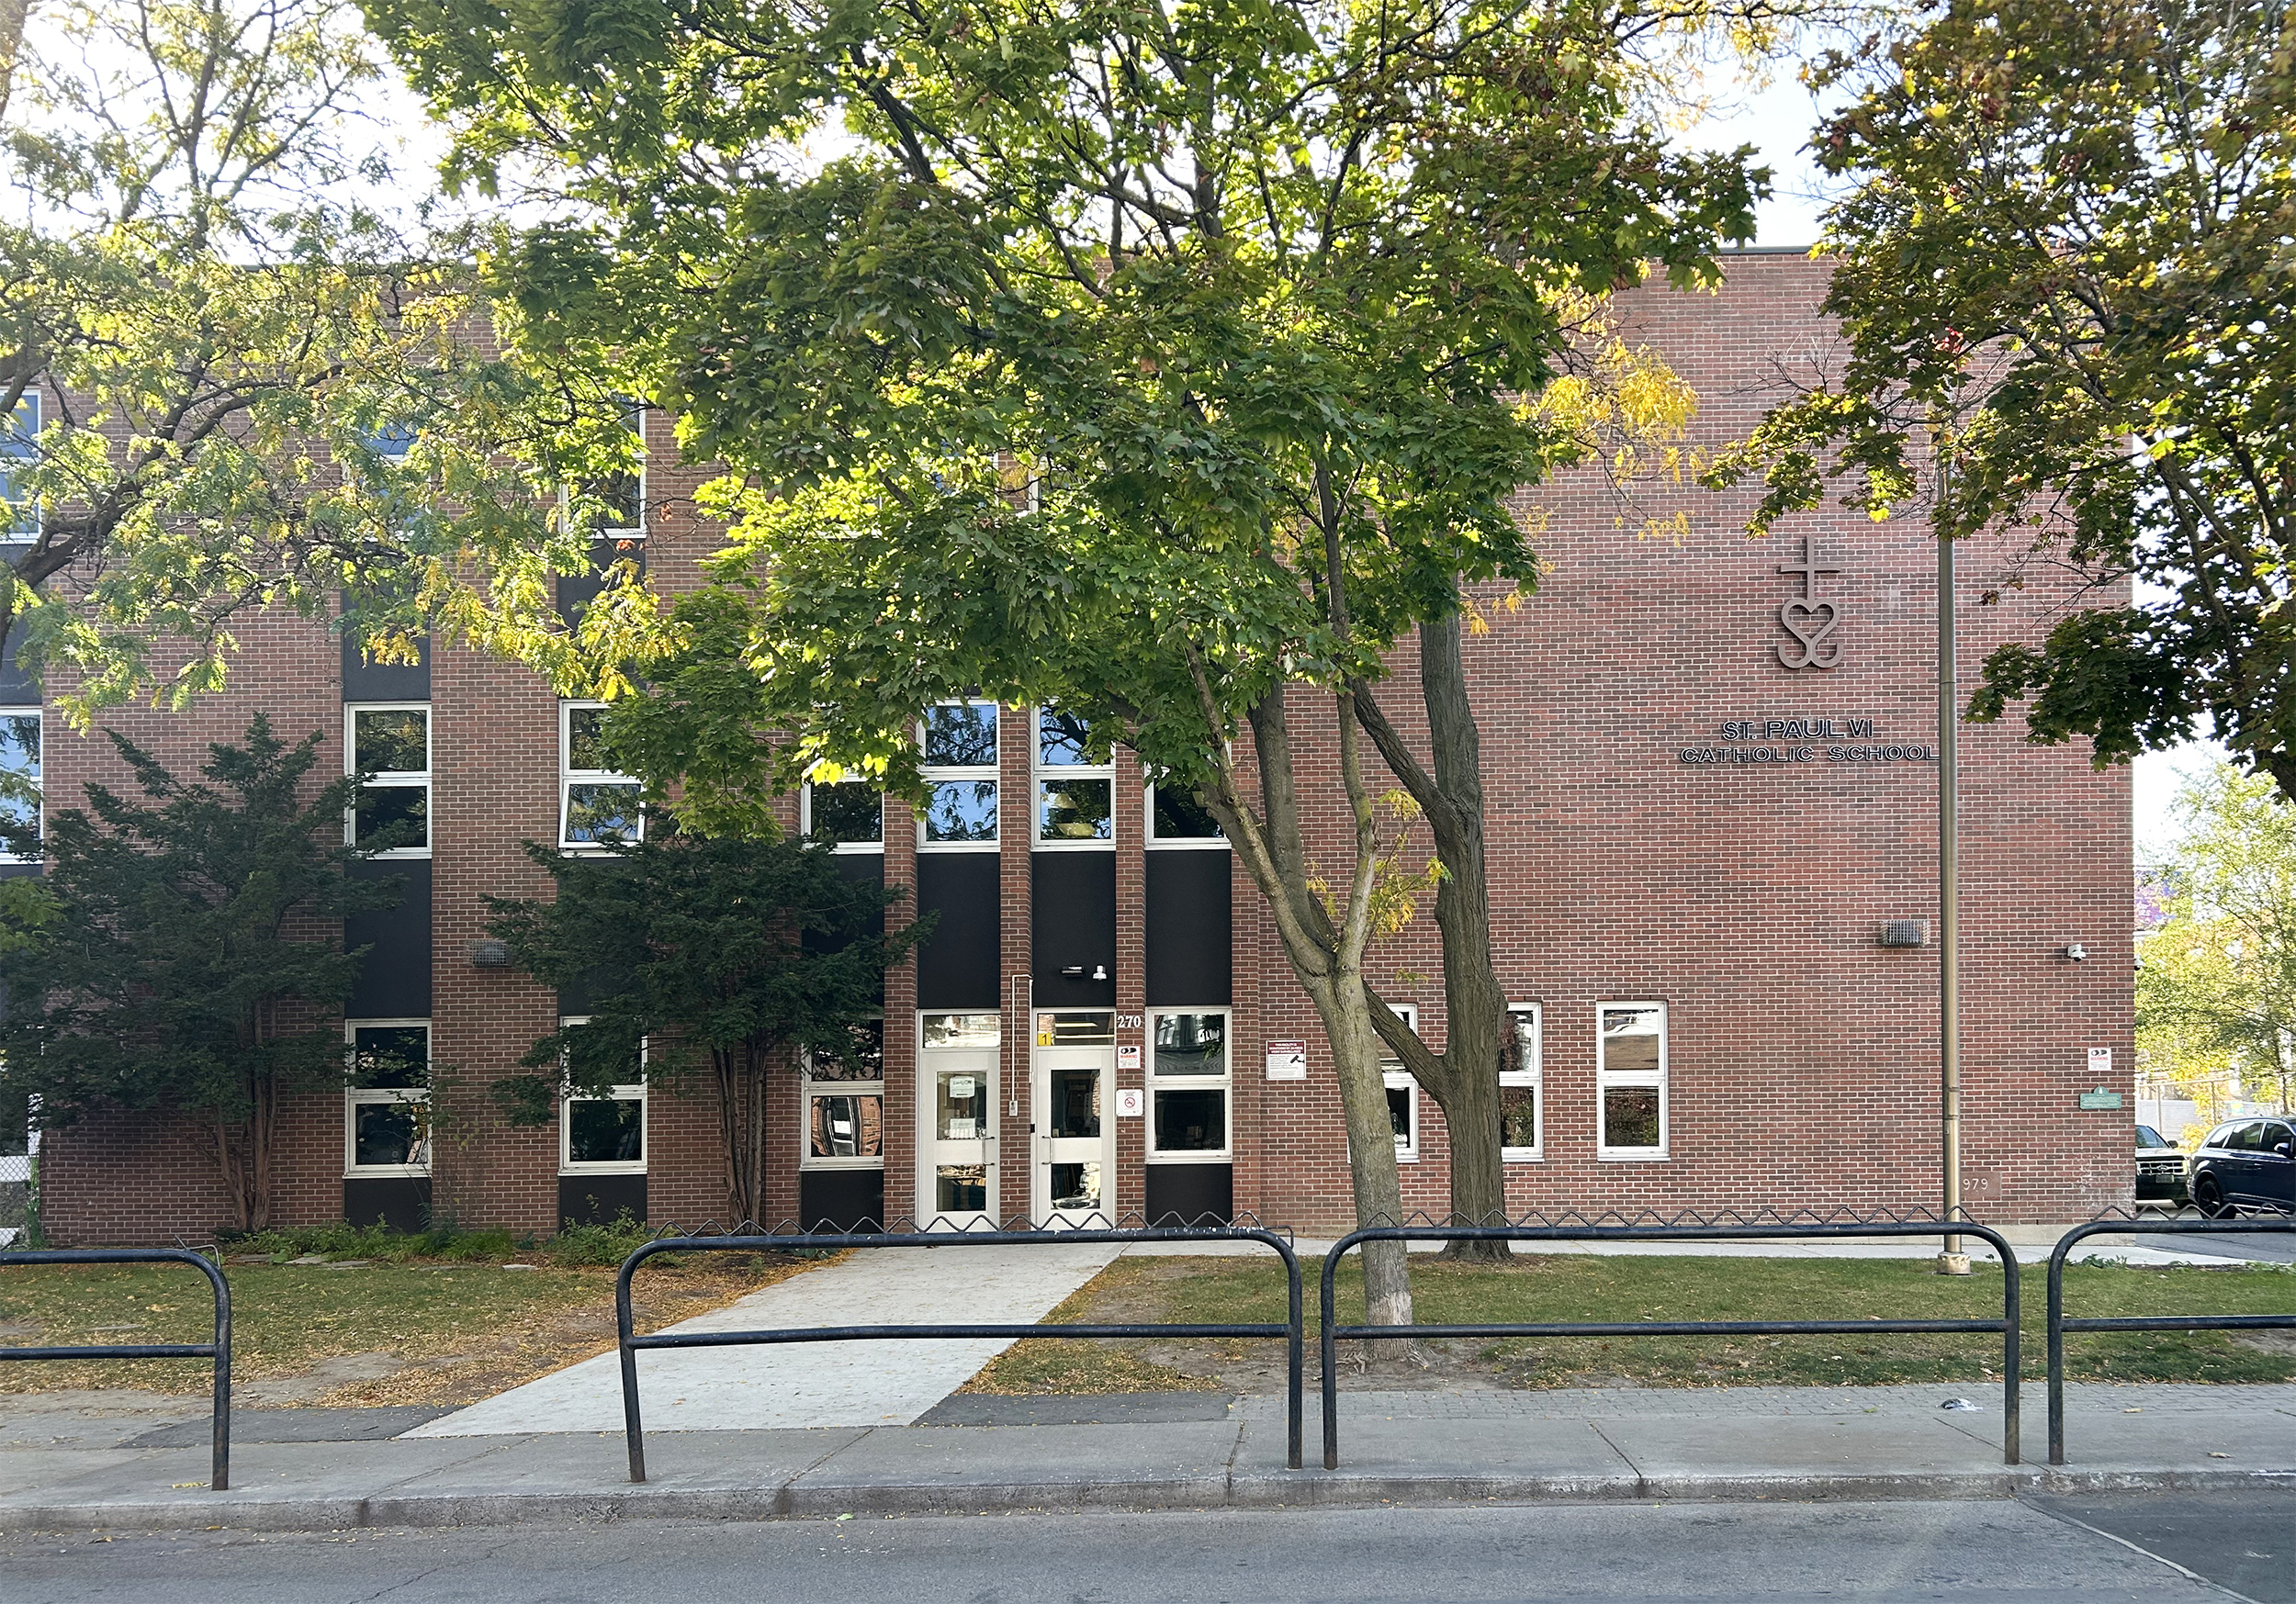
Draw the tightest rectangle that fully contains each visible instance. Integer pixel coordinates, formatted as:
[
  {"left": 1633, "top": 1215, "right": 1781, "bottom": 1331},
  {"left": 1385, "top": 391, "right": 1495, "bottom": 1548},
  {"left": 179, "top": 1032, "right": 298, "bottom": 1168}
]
[{"left": 1775, "top": 534, "right": 1843, "bottom": 670}]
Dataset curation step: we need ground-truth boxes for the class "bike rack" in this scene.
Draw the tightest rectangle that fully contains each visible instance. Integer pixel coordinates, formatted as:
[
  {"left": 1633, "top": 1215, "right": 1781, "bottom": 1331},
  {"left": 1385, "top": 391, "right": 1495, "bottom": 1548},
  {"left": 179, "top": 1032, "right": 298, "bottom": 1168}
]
[
  {"left": 2046, "top": 1211, "right": 2296, "bottom": 1464},
  {"left": 0, "top": 1247, "right": 232, "bottom": 1489},
  {"left": 615, "top": 1224, "right": 1303, "bottom": 1483},
  {"left": 1320, "top": 1217, "right": 2023, "bottom": 1469}
]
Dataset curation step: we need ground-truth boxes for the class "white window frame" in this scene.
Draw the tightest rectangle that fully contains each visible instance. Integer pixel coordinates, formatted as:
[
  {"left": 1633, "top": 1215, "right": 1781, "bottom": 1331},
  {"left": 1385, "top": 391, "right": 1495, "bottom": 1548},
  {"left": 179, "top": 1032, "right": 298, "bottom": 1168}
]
[
  {"left": 1380, "top": 1002, "right": 1420, "bottom": 1163},
  {"left": 562, "top": 402, "right": 647, "bottom": 542},
  {"left": 0, "top": 708, "right": 39, "bottom": 865},
  {"left": 917, "top": 700, "right": 1001, "bottom": 852},
  {"left": 1503, "top": 1003, "right": 1544, "bottom": 1161},
  {"left": 1596, "top": 1000, "right": 1669, "bottom": 1161},
  {"left": 343, "top": 1019, "right": 431, "bottom": 1178},
  {"left": 1146, "top": 1007, "right": 1232, "bottom": 1162},
  {"left": 1144, "top": 780, "right": 1228, "bottom": 849},
  {"left": 1033, "top": 706, "right": 1114, "bottom": 850},
  {"left": 2, "top": 391, "right": 39, "bottom": 542},
  {"left": 557, "top": 1015, "right": 647, "bottom": 1175},
  {"left": 560, "top": 701, "right": 645, "bottom": 851},
  {"left": 802, "top": 779, "right": 884, "bottom": 854},
  {"left": 344, "top": 702, "right": 432, "bottom": 859},
  {"left": 800, "top": 1018, "right": 887, "bottom": 1172}
]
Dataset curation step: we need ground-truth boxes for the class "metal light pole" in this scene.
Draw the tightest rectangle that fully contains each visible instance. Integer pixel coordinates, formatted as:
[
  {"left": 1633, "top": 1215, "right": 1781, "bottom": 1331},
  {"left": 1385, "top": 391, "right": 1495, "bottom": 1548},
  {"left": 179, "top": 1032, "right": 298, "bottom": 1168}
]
[{"left": 1938, "top": 440, "right": 1969, "bottom": 1274}]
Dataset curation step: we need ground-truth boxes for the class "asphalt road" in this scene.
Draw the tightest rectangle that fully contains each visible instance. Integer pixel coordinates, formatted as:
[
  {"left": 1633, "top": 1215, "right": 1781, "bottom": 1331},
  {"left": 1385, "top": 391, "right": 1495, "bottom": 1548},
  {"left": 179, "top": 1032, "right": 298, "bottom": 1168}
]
[
  {"left": 1, "top": 1491, "right": 2289, "bottom": 1603},
  {"left": 2134, "top": 1230, "right": 2296, "bottom": 1265}
]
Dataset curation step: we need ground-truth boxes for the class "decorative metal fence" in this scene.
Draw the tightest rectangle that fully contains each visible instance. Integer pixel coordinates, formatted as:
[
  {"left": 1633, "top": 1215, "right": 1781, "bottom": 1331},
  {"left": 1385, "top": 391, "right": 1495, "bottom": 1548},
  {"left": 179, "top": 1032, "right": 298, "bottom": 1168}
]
[
  {"left": 614, "top": 1216, "right": 1303, "bottom": 1483},
  {"left": 2045, "top": 1207, "right": 2296, "bottom": 1464},
  {"left": 1317, "top": 1210, "right": 2024, "bottom": 1470},
  {"left": 0, "top": 1247, "right": 232, "bottom": 1489}
]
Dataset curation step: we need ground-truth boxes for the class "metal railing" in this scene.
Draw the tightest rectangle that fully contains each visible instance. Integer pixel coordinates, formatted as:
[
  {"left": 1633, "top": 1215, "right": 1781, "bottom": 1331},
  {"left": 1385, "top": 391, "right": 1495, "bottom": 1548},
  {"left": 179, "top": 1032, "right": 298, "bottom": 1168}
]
[
  {"left": 615, "top": 1223, "right": 1303, "bottom": 1483},
  {"left": 0, "top": 1247, "right": 232, "bottom": 1489},
  {"left": 1320, "top": 1216, "right": 2023, "bottom": 1469},
  {"left": 2046, "top": 1209, "right": 2296, "bottom": 1464}
]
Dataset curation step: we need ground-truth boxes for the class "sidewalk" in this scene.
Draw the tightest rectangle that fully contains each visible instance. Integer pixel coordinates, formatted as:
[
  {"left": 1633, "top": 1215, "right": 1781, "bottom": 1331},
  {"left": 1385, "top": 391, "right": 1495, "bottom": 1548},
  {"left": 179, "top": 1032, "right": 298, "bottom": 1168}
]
[
  {"left": 405, "top": 1240, "right": 1120, "bottom": 1435},
  {"left": 3, "top": 1383, "right": 2291, "bottom": 1531}
]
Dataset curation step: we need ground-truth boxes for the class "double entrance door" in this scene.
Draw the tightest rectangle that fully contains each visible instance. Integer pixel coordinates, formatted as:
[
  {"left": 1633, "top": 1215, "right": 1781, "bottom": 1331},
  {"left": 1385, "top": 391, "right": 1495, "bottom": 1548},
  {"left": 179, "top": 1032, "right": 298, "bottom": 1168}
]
[{"left": 918, "top": 1009, "right": 1116, "bottom": 1228}]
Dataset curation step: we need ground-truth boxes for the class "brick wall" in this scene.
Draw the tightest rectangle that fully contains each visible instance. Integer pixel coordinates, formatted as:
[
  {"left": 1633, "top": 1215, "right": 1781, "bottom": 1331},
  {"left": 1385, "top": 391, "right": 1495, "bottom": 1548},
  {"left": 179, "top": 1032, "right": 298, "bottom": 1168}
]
[{"left": 37, "top": 252, "right": 2133, "bottom": 1242}]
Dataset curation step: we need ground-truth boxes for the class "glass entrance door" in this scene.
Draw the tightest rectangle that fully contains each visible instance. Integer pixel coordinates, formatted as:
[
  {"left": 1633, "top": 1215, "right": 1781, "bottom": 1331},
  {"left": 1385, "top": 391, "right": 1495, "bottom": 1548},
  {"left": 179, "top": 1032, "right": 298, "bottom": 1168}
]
[
  {"left": 919, "top": 1013, "right": 1000, "bottom": 1228},
  {"left": 1032, "top": 1010, "right": 1116, "bottom": 1226}
]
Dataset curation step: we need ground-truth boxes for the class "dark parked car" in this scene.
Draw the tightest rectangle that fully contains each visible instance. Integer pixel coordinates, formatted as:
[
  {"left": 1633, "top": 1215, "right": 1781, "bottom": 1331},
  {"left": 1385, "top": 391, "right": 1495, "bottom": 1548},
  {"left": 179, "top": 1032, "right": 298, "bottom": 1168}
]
[
  {"left": 2136, "top": 1124, "right": 2188, "bottom": 1206},
  {"left": 2188, "top": 1117, "right": 2296, "bottom": 1215}
]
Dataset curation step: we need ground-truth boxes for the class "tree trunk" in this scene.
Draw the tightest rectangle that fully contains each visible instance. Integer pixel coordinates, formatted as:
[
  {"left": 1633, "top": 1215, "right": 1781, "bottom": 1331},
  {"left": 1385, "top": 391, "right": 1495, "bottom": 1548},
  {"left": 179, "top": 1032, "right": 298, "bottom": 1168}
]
[
  {"left": 1190, "top": 678, "right": 1412, "bottom": 1324},
  {"left": 247, "top": 1073, "right": 276, "bottom": 1231},
  {"left": 714, "top": 1046, "right": 760, "bottom": 1227},
  {"left": 1312, "top": 971, "right": 1414, "bottom": 1323},
  {"left": 1355, "top": 606, "right": 1514, "bottom": 1260}
]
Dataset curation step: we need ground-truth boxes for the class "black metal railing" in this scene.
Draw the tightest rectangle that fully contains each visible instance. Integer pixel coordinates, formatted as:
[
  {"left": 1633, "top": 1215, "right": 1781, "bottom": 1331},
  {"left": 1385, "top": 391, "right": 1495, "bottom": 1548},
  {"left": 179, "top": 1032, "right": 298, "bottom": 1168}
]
[
  {"left": 615, "top": 1223, "right": 1303, "bottom": 1483},
  {"left": 2046, "top": 1209, "right": 2296, "bottom": 1464},
  {"left": 0, "top": 1247, "right": 232, "bottom": 1489},
  {"left": 1319, "top": 1216, "right": 2023, "bottom": 1469}
]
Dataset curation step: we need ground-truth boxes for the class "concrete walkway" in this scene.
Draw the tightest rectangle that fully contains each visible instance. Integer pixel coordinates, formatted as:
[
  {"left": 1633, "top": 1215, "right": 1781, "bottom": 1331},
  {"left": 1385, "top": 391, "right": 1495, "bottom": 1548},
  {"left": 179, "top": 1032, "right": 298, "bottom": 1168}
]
[
  {"left": 405, "top": 1240, "right": 1120, "bottom": 1437},
  {"left": 3, "top": 1382, "right": 2291, "bottom": 1532}
]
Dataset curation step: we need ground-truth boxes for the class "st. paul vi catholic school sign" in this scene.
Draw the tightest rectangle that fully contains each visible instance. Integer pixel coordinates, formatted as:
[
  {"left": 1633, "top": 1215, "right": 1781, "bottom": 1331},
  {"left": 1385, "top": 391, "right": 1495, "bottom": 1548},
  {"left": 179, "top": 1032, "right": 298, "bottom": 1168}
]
[{"left": 1675, "top": 535, "right": 1937, "bottom": 768}]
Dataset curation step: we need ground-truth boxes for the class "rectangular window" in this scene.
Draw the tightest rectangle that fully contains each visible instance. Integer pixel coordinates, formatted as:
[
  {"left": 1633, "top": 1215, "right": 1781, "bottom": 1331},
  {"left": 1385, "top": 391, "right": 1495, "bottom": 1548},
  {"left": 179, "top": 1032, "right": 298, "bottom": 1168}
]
[
  {"left": 570, "top": 402, "right": 647, "bottom": 540},
  {"left": 343, "top": 1021, "right": 430, "bottom": 1176},
  {"left": 561, "top": 701, "right": 643, "bottom": 848},
  {"left": 804, "top": 779, "right": 883, "bottom": 849},
  {"left": 1149, "top": 1010, "right": 1231, "bottom": 1160},
  {"left": 1503, "top": 1004, "right": 1543, "bottom": 1161},
  {"left": 1034, "top": 1010, "right": 1114, "bottom": 1047},
  {"left": 1035, "top": 707, "right": 1112, "bottom": 847},
  {"left": 347, "top": 704, "right": 430, "bottom": 856},
  {"left": 919, "top": 701, "right": 998, "bottom": 848},
  {"left": 559, "top": 1016, "right": 647, "bottom": 1173},
  {"left": 803, "top": 1018, "right": 884, "bottom": 1170},
  {"left": 1146, "top": 780, "right": 1225, "bottom": 847},
  {"left": 2, "top": 392, "right": 39, "bottom": 540},
  {"left": 0, "top": 711, "right": 39, "bottom": 862},
  {"left": 1380, "top": 1002, "right": 1420, "bottom": 1162},
  {"left": 922, "top": 1011, "right": 1001, "bottom": 1049},
  {"left": 1597, "top": 1002, "right": 1667, "bottom": 1159}
]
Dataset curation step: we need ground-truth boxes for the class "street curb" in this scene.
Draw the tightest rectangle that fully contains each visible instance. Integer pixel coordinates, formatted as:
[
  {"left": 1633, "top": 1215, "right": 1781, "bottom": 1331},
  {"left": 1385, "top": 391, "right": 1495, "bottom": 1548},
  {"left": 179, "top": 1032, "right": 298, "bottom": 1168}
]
[{"left": 6, "top": 1466, "right": 2295, "bottom": 1532}]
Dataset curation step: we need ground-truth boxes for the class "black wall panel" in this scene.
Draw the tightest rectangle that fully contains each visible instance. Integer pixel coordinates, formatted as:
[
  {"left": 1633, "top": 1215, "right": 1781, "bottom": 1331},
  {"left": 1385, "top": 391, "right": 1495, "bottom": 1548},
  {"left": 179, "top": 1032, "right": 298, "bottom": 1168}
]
[
  {"left": 800, "top": 1169, "right": 886, "bottom": 1233},
  {"left": 1031, "top": 852, "right": 1116, "bottom": 1008},
  {"left": 341, "top": 632, "right": 430, "bottom": 701},
  {"left": 917, "top": 853, "right": 1000, "bottom": 1009},
  {"left": 345, "top": 858, "right": 432, "bottom": 1018},
  {"left": 806, "top": 853, "right": 888, "bottom": 953},
  {"left": 557, "top": 1173, "right": 647, "bottom": 1227},
  {"left": 1144, "top": 1162, "right": 1232, "bottom": 1228},
  {"left": 343, "top": 1177, "right": 433, "bottom": 1234},
  {"left": 1145, "top": 851, "right": 1232, "bottom": 1005}
]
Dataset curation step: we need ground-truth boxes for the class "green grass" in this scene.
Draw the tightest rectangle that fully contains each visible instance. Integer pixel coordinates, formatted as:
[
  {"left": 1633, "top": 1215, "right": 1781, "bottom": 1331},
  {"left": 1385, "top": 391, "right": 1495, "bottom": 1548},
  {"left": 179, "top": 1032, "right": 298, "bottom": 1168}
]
[
  {"left": 0, "top": 1241, "right": 816, "bottom": 1404},
  {"left": 965, "top": 1253, "right": 2296, "bottom": 1392}
]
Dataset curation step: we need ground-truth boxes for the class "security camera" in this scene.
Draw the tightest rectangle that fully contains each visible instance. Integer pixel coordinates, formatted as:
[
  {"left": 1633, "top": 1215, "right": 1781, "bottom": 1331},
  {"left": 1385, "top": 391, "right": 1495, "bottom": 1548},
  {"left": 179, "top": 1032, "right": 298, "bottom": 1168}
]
[{"left": 2063, "top": 942, "right": 2088, "bottom": 962}]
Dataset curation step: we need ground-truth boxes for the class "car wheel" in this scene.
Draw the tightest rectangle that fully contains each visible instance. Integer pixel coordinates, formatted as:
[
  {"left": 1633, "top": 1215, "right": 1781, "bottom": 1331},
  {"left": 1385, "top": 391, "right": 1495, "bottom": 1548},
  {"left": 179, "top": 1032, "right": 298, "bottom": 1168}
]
[{"left": 2195, "top": 1175, "right": 2229, "bottom": 1219}]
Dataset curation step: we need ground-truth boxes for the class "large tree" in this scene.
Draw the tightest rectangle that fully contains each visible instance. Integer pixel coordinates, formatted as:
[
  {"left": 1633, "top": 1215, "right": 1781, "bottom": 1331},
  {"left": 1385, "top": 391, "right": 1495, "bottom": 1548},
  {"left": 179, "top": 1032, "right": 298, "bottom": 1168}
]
[
  {"left": 0, "top": 0, "right": 647, "bottom": 724},
  {"left": 1705, "top": 0, "right": 2296, "bottom": 792},
  {"left": 374, "top": 0, "right": 1761, "bottom": 1312},
  {"left": 485, "top": 830, "right": 929, "bottom": 1228},
  {"left": 0, "top": 716, "right": 402, "bottom": 1230},
  {"left": 2137, "top": 763, "right": 2296, "bottom": 1122}
]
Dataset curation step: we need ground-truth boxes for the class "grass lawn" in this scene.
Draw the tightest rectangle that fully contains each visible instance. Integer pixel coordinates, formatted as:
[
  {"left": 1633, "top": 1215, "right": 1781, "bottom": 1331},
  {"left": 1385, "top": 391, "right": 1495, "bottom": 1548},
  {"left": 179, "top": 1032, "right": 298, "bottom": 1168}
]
[
  {"left": 0, "top": 1249, "right": 819, "bottom": 1408},
  {"left": 964, "top": 1252, "right": 2296, "bottom": 1395}
]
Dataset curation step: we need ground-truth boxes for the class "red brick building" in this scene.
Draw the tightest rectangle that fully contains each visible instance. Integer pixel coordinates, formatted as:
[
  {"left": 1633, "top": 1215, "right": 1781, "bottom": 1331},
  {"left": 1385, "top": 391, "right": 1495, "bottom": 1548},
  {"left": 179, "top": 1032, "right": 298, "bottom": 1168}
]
[{"left": 25, "top": 252, "right": 2136, "bottom": 1245}]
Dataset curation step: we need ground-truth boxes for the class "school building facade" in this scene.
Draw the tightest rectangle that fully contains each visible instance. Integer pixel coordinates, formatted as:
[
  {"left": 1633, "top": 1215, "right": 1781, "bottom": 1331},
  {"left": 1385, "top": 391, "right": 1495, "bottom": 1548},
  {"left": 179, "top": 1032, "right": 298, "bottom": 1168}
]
[{"left": 24, "top": 252, "right": 2137, "bottom": 1245}]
